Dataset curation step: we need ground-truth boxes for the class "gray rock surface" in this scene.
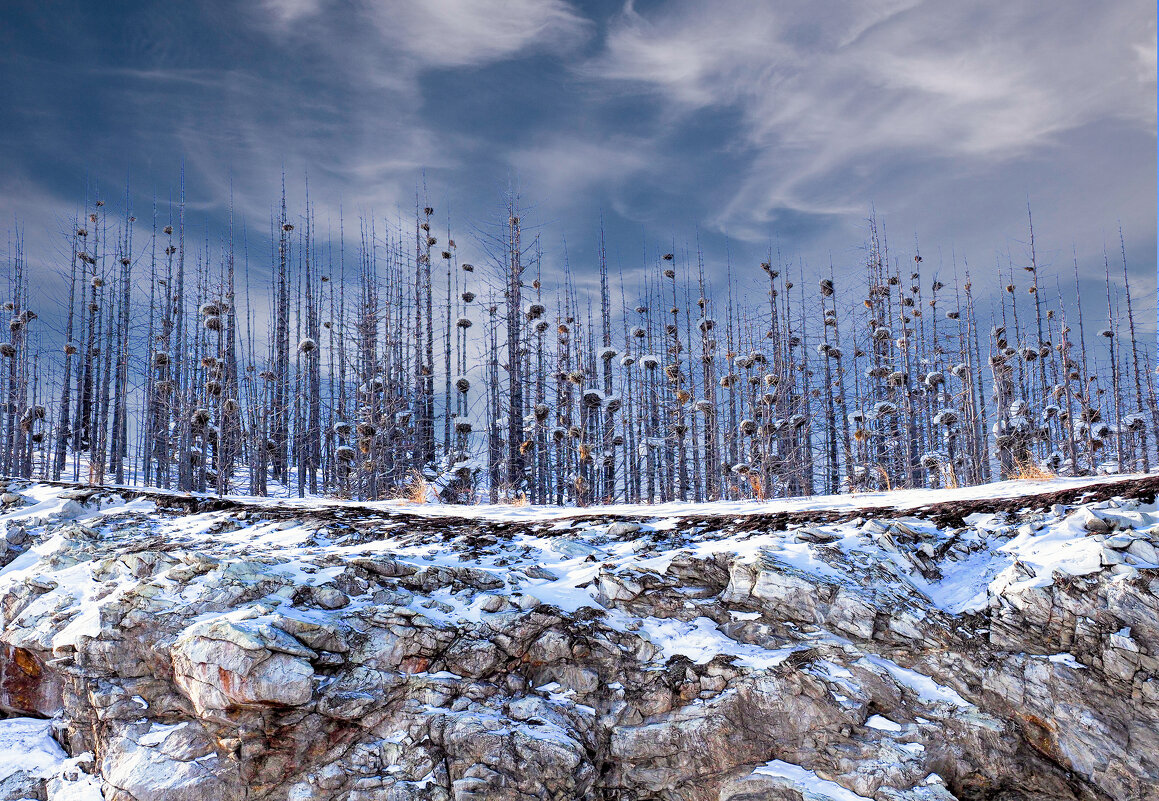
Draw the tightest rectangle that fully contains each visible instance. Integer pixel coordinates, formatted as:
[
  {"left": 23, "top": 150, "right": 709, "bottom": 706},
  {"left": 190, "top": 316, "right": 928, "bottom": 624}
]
[{"left": 0, "top": 477, "right": 1157, "bottom": 800}]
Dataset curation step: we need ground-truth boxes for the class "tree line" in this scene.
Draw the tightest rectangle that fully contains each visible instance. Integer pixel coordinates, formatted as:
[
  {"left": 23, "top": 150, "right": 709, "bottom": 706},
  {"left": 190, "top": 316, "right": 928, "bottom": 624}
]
[{"left": 1, "top": 179, "right": 1155, "bottom": 504}]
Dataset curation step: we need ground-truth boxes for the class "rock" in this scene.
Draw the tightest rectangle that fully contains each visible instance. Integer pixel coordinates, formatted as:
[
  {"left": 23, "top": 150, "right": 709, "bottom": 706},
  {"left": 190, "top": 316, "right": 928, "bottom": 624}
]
[
  {"left": 53, "top": 499, "right": 88, "bottom": 521},
  {"left": 5, "top": 524, "right": 28, "bottom": 545},
  {"left": 350, "top": 555, "right": 417, "bottom": 577},
  {"left": 796, "top": 526, "right": 839, "bottom": 544},
  {"left": 607, "top": 522, "right": 641, "bottom": 538},
  {"left": 1127, "top": 538, "right": 1158, "bottom": 564},
  {"left": 513, "top": 594, "right": 541, "bottom": 610},
  {"left": 311, "top": 585, "right": 349, "bottom": 609},
  {"left": 1, "top": 482, "right": 1156, "bottom": 801},
  {"left": 171, "top": 620, "right": 315, "bottom": 714},
  {"left": 548, "top": 538, "right": 606, "bottom": 560},
  {"left": 180, "top": 551, "right": 220, "bottom": 568},
  {"left": 1080, "top": 509, "right": 1111, "bottom": 533},
  {"left": 0, "top": 643, "right": 64, "bottom": 716},
  {"left": 523, "top": 565, "right": 558, "bottom": 581},
  {"left": 452, "top": 764, "right": 503, "bottom": 801},
  {"left": 0, "top": 768, "right": 47, "bottom": 799},
  {"left": 1109, "top": 627, "right": 1137, "bottom": 653},
  {"left": 479, "top": 593, "right": 507, "bottom": 613},
  {"left": 101, "top": 721, "right": 242, "bottom": 801},
  {"left": 1102, "top": 646, "right": 1139, "bottom": 682},
  {"left": 597, "top": 570, "right": 643, "bottom": 603}
]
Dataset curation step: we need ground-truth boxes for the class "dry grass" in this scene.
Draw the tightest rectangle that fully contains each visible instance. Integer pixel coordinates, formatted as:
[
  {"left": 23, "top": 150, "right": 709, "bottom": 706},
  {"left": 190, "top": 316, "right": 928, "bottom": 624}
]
[
  {"left": 873, "top": 464, "right": 892, "bottom": 492},
  {"left": 747, "top": 474, "right": 767, "bottom": 500},
  {"left": 942, "top": 465, "right": 961, "bottom": 489},
  {"left": 494, "top": 481, "right": 530, "bottom": 506},
  {"left": 389, "top": 469, "right": 431, "bottom": 504},
  {"left": 1012, "top": 459, "right": 1056, "bottom": 480}
]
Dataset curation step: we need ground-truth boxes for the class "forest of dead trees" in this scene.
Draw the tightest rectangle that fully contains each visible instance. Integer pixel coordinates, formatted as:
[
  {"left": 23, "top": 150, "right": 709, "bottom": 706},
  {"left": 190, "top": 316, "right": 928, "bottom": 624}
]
[{"left": 0, "top": 178, "right": 1156, "bottom": 505}]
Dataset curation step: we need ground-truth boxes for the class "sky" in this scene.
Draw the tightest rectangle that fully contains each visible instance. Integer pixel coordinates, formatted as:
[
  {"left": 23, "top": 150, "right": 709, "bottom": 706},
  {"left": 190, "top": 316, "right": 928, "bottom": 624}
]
[{"left": 0, "top": 0, "right": 1155, "bottom": 333}]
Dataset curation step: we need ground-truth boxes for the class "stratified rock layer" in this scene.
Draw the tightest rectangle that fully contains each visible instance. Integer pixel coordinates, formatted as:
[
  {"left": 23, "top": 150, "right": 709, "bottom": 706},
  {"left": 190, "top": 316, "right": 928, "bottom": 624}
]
[{"left": 0, "top": 477, "right": 1157, "bottom": 801}]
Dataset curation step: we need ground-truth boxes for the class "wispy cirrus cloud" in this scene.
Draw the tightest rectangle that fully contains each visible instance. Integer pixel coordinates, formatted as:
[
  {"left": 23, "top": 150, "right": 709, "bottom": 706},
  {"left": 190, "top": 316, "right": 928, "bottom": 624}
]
[
  {"left": 259, "top": 0, "right": 591, "bottom": 69},
  {"left": 586, "top": 1, "right": 1156, "bottom": 246}
]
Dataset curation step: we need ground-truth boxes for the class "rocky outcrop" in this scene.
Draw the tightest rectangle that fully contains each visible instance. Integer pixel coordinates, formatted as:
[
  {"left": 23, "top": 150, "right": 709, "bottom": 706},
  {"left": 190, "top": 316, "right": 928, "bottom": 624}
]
[
  {"left": 172, "top": 619, "right": 317, "bottom": 714},
  {"left": 0, "top": 478, "right": 1157, "bottom": 800}
]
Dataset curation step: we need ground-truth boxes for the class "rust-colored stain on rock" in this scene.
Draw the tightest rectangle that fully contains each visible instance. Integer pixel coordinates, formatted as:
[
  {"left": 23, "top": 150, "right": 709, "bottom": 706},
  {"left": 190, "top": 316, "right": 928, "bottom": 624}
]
[
  {"left": 1, "top": 642, "right": 63, "bottom": 716},
  {"left": 399, "top": 655, "right": 430, "bottom": 674}
]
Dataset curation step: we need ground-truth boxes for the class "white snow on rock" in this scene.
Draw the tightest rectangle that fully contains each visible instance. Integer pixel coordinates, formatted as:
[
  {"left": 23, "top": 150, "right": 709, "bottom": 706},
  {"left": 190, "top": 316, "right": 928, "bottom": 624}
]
[
  {"left": 0, "top": 717, "right": 102, "bottom": 800},
  {"left": 865, "top": 714, "right": 903, "bottom": 732},
  {"left": 858, "top": 655, "right": 973, "bottom": 709},
  {"left": 0, "top": 717, "right": 66, "bottom": 782},
  {"left": 752, "top": 759, "right": 873, "bottom": 800},
  {"left": 0, "top": 476, "right": 1156, "bottom": 798}
]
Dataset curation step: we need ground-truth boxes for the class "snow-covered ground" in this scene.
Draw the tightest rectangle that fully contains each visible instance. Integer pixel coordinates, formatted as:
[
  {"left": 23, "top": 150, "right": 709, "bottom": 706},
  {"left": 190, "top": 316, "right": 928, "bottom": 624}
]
[
  {"left": 383, "top": 472, "right": 1150, "bottom": 522},
  {"left": 0, "top": 717, "right": 101, "bottom": 800},
  {"left": 27, "top": 471, "right": 1149, "bottom": 524},
  {"left": 1, "top": 474, "right": 1155, "bottom": 676},
  {"left": 6, "top": 474, "right": 1150, "bottom": 640}
]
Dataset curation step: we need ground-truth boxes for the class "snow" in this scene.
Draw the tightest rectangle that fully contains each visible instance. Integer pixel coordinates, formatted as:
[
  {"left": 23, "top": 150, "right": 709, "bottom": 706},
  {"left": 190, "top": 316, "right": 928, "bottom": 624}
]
[
  {"left": 138, "top": 721, "right": 189, "bottom": 746},
  {"left": 0, "top": 717, "right": 66, "bottom": 781},
  {"left": 48, "top": 773, "right": 104, "bottom": 801},
  {"left": 608, "top": 614, "right": 799, "bottom": 669},
  {"left": 858, "top": 655, "right": 972, "bottom": 709},
  {"left": 990, "top": 511, "right": 1103, "bottom": 594},
  {"left": 1047, "top": 653, "right": 1086, "bottom": 669},
  {"left": 753, "top": 759, "right": 872, "bottom": 800},
  {"left": 865, "top": 714, "right": 903, "bottom": 732},
  {"left": 21, "top": 471, "right": 1141, "bottom": 527},
  {"left": 332, "top": 472, "right": 1149, "bottom": 524},
  {"left": 0, "top": 717, "right": 103, "bottom": 799},
  {"left": 921, "top": 549, "right": 1000, "bottom": 614}
]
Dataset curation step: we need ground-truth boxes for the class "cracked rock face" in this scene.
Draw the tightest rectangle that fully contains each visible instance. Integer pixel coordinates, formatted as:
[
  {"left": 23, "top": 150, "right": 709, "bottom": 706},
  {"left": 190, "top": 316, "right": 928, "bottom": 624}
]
[
  {"left": 172, "top": 625, "right": 316, "bottom": 714},
  {"left": 0, "top": 477, "right": 1157, "bottom": 801}
]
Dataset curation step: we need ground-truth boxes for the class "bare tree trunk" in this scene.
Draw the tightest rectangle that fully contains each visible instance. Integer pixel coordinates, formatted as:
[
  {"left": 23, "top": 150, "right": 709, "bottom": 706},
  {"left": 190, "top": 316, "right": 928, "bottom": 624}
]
[
  {"left": 505, "top": 205, "right": 525, "bottom": 496},
  {"left": 53, "top": 228, "right": 80, "bottom": 480}
]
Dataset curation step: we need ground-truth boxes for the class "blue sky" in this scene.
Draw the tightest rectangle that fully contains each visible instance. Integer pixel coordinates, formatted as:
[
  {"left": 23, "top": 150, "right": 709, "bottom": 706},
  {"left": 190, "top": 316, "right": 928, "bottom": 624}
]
[{"left": 1, "top": 0, "right": 1155, "bottom": 328}]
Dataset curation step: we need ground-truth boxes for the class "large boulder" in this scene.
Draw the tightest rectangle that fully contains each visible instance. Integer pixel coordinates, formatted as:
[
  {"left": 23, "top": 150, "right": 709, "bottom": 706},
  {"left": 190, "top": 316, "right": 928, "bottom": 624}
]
[
  {"left": 170, "top": 618, "right": 315, "bottom": 715},
  {"left": 101, "top": 719, "right": 242, "bottom": 801}
]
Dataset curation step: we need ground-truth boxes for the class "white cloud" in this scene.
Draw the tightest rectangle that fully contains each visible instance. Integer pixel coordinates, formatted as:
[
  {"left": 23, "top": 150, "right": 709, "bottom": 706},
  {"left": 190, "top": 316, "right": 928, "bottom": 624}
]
[
  {"left": 235, "top": 0, "right": 593, "bottom": 222},
  {"left": 508, "top": 135, "right": 651, "bottom": 203},
  {"left": 368, "top": 0, "right": 591, "bottom": 69},
  {"left": 260, "top": 0, "right": 324, "bottom": 26},
  {"left": 260, "top": 0, "right": 590, "bottom": 69},
  {"left": 587, "top": 0, "right": 1157, "bottom": 241},
  {"left": 1134, "top": 23, "right": 1157, "bottom": 89}
]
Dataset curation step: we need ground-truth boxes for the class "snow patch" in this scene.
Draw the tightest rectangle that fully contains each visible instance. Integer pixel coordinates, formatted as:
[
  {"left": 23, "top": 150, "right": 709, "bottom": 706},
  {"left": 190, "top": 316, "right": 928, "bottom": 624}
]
[{"left": 753, "top": 759, "right": 872, "bottom": 800}]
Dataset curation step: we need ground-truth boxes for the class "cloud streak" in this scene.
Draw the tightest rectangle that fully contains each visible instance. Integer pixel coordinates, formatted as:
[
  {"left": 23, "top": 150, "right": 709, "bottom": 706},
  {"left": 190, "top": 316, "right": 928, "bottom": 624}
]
[{"left": 588, "top": 1, "right": 1156, "bottom": 245}]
